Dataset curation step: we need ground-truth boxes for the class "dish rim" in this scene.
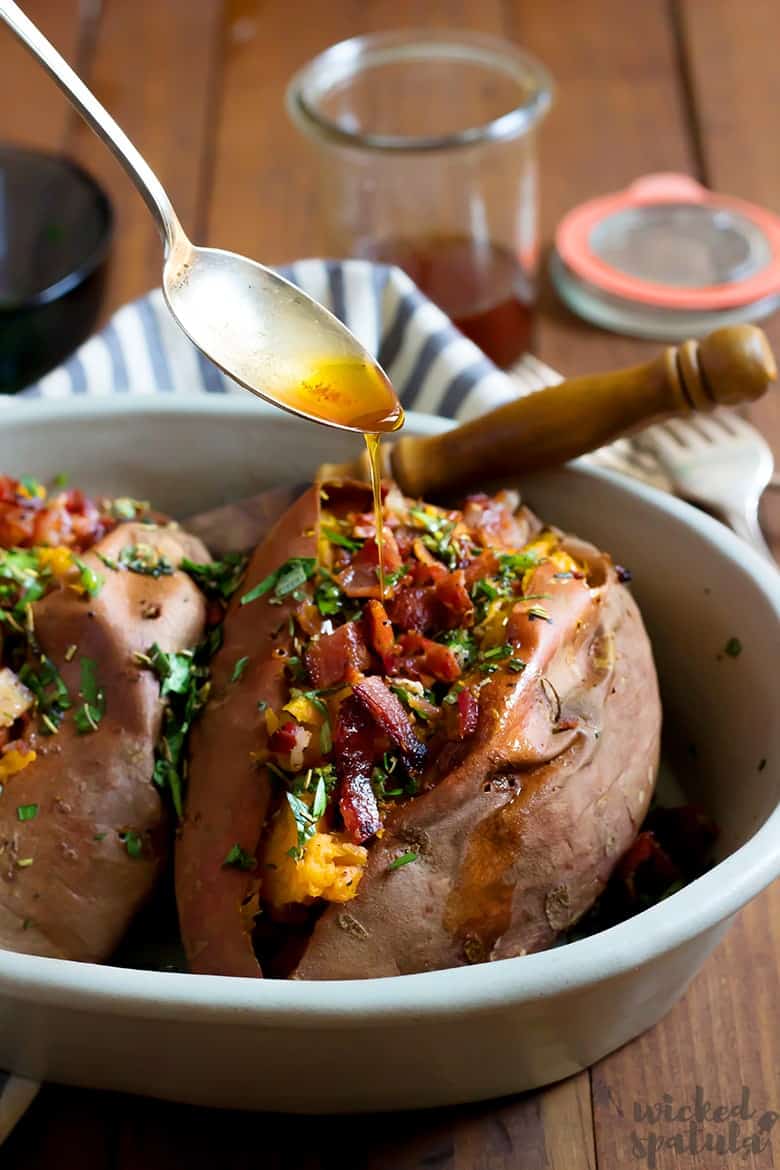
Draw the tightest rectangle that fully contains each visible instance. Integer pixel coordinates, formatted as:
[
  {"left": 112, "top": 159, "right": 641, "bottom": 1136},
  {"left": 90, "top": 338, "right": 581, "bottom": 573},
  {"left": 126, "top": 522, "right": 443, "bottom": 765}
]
[{"left": 0, "top": 395, "right": 777, "bottom": 1023}]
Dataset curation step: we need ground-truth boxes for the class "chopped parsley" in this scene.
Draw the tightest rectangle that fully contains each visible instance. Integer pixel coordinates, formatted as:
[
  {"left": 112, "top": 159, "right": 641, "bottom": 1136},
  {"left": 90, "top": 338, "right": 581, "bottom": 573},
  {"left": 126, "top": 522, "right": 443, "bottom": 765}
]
[
  {"left": 19, "top": 476, "right": 44, "bottom": 498},
  {"left": 409, "top": 507, "right": 458, "bottom": 568},
  {"left": 119, "top": 829, "right": 143, "bottom": 858},
  {"left": 285, "top": 791, "right": 320, "bottom": 861},
  {"left": 437, "top": 628, "right": 477, "bottom": 671},
  {"left": 139, "top": 639, "right": 211, "bottom": 819},
  {"left": 240, "top": 557, "right": 317, "bottom": 607},
  {"left": 16, "top": 804, "right": 38, "bottom": 822},
  {"left": 51, "top": 472, "right": 69, "bottom": 488},
  {"left": 19, "top": 655, "right": 71, "bottom": 735},
  {"left": 72, "top": 557, "right": 104, "bottom": 598},
  {"left": 313, "top": 572, "right": 343, "bottom": 616},
  {"left": 384, "top": 563, "right": 411, "bottom": 589},
  {"left": 118, "top": 544, "right": 174, "bottom": 578},
  {"left": 180, "top": 553, "right": 247, "bottom": 601},
  {"left": 223, "top": 843, "right": 257, "bottom": 871},
  {"left": 231, "top": 656, "right": 249, "bottom": 683},
  {"left": 73, "top": 657, "right": 105, "bottom": 733},
  {"left": 724, "top": 637, "right": 742, "bottom": 658},
  {"left": 323, "top": 526, "right": 362, "bottom": 552},
  {"left": 389, "top": 850, "right": 418, "bottom": 870},
  {"left": 526, "top": 604, "right": 552, "bottom": 623}
]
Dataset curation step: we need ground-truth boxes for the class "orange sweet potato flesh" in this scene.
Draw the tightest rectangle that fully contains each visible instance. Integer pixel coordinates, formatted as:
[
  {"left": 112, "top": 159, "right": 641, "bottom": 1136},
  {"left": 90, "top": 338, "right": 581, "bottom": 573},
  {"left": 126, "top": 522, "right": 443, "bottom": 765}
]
[
  {"left": 0, "top": 522, "right": 209, "bottom": 962},
  {"left": 177, "top": 484, "right": 661, "bottom": 979}
]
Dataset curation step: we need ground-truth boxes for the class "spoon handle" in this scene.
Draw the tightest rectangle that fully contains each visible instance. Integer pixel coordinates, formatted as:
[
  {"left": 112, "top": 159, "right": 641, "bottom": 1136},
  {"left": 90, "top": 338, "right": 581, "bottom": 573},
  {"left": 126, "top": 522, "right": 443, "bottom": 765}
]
[
  {"left": 387, "top": 325, "right": 777, "bottom": 497},
  {"left": 0, "top": 1, "right": 183, "bottom": 252}
]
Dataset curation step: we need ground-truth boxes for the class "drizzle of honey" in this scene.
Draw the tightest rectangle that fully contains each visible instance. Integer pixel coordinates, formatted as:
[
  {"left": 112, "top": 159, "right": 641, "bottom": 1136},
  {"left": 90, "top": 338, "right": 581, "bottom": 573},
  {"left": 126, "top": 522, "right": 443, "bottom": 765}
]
[
  {"left": 280, "top": 357, "right": 404, "bottom": 434},
  {"left": 364, "top": 432, "right": 385, "bottom": 600},
  {"left": 286, "top": 356, "right": 403, "bottom": 600}
]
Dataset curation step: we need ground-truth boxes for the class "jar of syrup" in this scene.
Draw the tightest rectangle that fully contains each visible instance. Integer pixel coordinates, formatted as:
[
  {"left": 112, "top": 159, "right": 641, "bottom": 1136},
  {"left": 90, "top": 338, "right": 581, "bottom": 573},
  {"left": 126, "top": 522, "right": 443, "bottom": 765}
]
[{"left": 288, "top": 31, "right": 553, "bottom": 369}]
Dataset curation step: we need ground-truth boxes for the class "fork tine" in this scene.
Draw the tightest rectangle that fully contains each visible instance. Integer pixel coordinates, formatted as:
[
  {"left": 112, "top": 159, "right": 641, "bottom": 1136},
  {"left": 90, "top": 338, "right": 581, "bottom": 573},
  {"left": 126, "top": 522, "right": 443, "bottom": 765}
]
[
  {"left": 663, "top": 419, "right": 704, "bottom": 448},
  {"left": 711, "top": 410, "right": 741, "bottom": 436},
  {"left": 687, "top": 415, "right": 732, "bottom": 444}
]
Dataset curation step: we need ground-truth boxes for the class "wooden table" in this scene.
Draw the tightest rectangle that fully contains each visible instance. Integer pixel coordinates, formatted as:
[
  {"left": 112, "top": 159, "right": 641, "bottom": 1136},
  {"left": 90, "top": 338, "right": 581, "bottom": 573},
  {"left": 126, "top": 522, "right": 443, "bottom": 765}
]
[{"left": 2, "top": 2, "right": 779, "bottom": 1167}]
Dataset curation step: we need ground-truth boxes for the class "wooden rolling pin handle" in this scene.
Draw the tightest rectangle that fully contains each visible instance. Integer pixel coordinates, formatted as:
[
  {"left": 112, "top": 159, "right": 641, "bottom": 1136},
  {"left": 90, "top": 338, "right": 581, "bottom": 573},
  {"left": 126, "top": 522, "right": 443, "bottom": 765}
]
[{"left": 388, "top": 324, "right": 777, "bottom": 499}]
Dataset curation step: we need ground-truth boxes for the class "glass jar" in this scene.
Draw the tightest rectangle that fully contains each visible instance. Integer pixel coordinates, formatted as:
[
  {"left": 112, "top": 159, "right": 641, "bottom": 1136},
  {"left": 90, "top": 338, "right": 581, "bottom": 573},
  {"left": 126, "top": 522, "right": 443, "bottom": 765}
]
[{"left": 287, "top": 30, "right": 553, "bottom": 368}]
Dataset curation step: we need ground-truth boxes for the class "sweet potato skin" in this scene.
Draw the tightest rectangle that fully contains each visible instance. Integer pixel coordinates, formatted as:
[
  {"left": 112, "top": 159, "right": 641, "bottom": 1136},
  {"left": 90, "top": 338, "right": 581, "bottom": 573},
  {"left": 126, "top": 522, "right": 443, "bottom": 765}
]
[
  {"left": 176, "top": 486, "right": 321, "bottom": 977},
  {"left": 178, "top": 487, "right": 662, "bottom": 980},
  {"left": 293, "top": 543, "right": 661, "bottom": 978},
  {"left": 0, "top": 522, "right": 209, "bottom": 961}
]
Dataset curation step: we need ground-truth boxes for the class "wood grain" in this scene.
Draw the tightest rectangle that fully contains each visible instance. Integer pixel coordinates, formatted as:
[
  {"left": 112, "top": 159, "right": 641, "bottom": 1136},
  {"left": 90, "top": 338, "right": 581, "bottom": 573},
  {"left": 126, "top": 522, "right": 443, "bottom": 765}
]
[
  {"left": 0, "top": 0, "right": 84, "bottom": 151},
  {"left": 68, "top": 0, "right": 221, "bottom": 316}
]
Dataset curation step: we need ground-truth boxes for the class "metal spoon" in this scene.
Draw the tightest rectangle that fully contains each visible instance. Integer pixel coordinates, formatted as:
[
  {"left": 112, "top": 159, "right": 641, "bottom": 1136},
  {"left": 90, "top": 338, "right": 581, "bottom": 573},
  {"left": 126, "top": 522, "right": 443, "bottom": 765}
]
[{"left": 0, "top": 0, "right": 401, "bottom": 434}]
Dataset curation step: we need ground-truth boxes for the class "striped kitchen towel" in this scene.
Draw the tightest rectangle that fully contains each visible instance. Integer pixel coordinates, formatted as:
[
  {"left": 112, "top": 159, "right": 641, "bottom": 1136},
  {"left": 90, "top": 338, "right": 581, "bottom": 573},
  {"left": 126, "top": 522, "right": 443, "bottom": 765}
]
[{"left": 0, "top": 258, "right": 673, "bottom": 1145}]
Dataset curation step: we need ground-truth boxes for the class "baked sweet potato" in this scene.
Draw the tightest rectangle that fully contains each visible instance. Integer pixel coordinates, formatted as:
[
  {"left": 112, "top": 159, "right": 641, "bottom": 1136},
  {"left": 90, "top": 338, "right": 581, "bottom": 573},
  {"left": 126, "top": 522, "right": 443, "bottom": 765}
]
[
  {"left": 177, "top": 480, "right": 661, "bottom": 979},
  {"left": 0, "top": 505, "right": 210, "bottom": 962}
]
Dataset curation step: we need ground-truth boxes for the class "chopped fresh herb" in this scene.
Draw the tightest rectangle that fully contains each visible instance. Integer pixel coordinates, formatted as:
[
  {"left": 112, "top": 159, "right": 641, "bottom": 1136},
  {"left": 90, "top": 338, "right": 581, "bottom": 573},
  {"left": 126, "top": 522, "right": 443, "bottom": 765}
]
[
  {"left": 19, "top": 655, "right": 71, "bottom": 735},
  {"left": 16, "top": 858, "right": 34, "bottom": 868},
  {"left": 19, "top": 476, "right": 43, "bottom": 498},
  {"left": 383, "top": 563, "right": 411, "bottom": 590},
  {"left": 52, "top": 472, "right": 69, "bottom": 488},
  {"left": 223, "top": 843, "right": 257, "bottom": 871},
  {"left": 323, "top": 525, "right": 362, "bottom": 552},
  {"left": 409, "top": 507, "right": 458, "bottom": 568},
  {"left": 181, "top": 553, "right": 247, "bottom": 602},
  {"left": 314, "top": 573, "right": 343, "bottom": 616},
  {"left": 22, "top": 918, "right": 31, "bottom": 930},
  {"left": 118, "top": 544, "right": 174, "bottom": 578},
  {"left": 97, "top": 552, "right": 119, "bottom": 571},
  {"left": 526, "top": 604, "right": 552, "bottom": 623},
  {"left": 231, "top": 656, "right": 249, "bottom": 683},
  {"left": 389, "top": 850, "right": 418, "bottom": 870},
  {"left": 442, "top": 681, "right": 465, "bottom": 706},
  {"left": 508, "top": 658, "right": 526, "bottom": 673},
  {"left": 758, "top": 758, "right": 767, "bottom": 772},
  {"left": 16, "top": 804, "right": 38, "bottom": 822},
  {"left": 285, "top": 790, "right": 319, "bottom": 860},
  {"left": 140, "top": 644, "right": 194, "bottom": 696},
  {"left": 312, "top": 774, "right": 328, "bottom": 820},
  {"left": 93, "top": 832, "right": 107, "bottom": 842},
  {"left": 140, "top": 638, "right": 211, "bottom": 820},
  {"left": 73, "top": 657, "right": 105, "bottom": 733},
  {"left": 724, "top": 637, "right": 742, "bottom": 658},
  {"left": 64, "top": 644, "right": 77, "bottom": 662},
  {"left": 73, "top": 557, "right": 104, "bottom": 598},
  {"left": 111, "top": 497, "right": 148, "bottom": 521},
  {"left": 240, "top": 557, "right": 316, "bottom": 607},
  {"left": 497, "top": 551, "right": 539, "bottom": 580},
  {"left": 437, "top": 629, "right": 477, "bottom": 671},
  {"left": 119, "top": 829, "right": 143, "bottom": 858}
]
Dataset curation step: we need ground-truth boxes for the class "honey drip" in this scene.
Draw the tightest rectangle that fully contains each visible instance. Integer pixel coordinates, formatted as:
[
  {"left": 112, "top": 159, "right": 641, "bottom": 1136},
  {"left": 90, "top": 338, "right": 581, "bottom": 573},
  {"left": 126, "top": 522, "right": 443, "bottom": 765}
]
[{"left": 364, "top": 432, "right": 385, "bottom": 600}]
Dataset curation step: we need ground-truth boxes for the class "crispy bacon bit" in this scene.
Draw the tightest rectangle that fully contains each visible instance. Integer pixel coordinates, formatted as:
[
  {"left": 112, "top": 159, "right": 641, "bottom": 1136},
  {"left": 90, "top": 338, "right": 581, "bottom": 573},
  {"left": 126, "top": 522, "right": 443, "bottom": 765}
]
[
  {"left": 456, "top": 688, "right": 479, "bottom": 739},
  {"left": 352, "top": 675, "right": 426, "bottom": 773},
  {"left": 337, "top": 531, "right": 402, "bottom": 599},
  {"left": 334, "top": 695, "right": 382, "bottom": 843},
  {"left": 363, "top": 599, "right": 396, "bottom": 670},
  {"left": 615, "top": 832, "right": 679, "bottom": 903},
  {"left": 463, "top": 490, "right": 527, "bottom": 550},
  {"left": 464, "top": 549, "right": 500, "bottom": 588},
  {"left": 305, "top": 621, "right": 371, "bottom": 688},
  {"left": 0, "top": 477, "right": 113, "bottom": 551},
  {"left": 268, "top": 722, "right": 300, "bottom": 755},
  {"left": 391, "top": 631, "right": 461, "bottom": 684},
  {"left": 387, "top": 586, "right": 440, "bottom": 634},
  {"left": 295, "top": 601, "right": 323, "bottom": 637},
  {"left": 435, "top": 569, "right": 474, "bottom": 628}
]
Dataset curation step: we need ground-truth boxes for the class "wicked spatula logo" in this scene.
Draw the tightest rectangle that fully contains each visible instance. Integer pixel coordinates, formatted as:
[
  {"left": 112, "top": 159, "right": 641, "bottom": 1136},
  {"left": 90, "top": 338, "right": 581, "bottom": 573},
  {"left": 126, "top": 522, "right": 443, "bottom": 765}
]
[{"left": 626, "top": 1087, "right": 778, "bottom": 1167}]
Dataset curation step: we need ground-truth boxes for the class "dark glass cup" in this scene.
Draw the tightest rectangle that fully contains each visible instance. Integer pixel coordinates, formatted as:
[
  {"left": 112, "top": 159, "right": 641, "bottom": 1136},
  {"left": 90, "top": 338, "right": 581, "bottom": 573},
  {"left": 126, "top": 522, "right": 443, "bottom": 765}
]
[
  {"left": 288, "top": 31, "right": 553, "bottom": 368},
  {"left": 0, "top": 145, "right": 113, "bottom": 393}
]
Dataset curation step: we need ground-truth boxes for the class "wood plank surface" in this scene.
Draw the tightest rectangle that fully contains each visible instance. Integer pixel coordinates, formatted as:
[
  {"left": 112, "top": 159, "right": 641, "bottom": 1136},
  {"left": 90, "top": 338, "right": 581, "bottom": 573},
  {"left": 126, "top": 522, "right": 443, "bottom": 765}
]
[
  {"left": 0, "top": 0, "right": 84, "bottom": 151},
  {"left": 68, "top": 0, "right": 221, "bottom": 315},
  {"left": 2, "top": 1, "right": 780, "bottom": 1168}
]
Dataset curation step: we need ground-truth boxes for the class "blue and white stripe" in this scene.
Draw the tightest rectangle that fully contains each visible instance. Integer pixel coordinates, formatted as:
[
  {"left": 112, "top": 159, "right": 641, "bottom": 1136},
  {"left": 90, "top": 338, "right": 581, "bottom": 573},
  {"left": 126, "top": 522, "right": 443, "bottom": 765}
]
[{"left": 18, "top": 259, "right": 538, "bottom": 420}]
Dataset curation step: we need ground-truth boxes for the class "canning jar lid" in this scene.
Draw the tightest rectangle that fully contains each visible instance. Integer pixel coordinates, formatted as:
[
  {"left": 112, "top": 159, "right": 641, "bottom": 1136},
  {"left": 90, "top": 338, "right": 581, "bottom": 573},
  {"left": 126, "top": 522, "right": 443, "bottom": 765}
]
[{"left": 551, "top": 173, "right": 780, "bottom": 339}]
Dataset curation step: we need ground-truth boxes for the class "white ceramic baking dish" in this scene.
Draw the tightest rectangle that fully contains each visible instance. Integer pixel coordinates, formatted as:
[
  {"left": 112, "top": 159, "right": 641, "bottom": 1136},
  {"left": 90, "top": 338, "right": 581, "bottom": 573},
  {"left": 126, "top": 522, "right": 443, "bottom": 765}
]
[{"left": 0, "top": 397, "right": 777, "bottom": 1113}]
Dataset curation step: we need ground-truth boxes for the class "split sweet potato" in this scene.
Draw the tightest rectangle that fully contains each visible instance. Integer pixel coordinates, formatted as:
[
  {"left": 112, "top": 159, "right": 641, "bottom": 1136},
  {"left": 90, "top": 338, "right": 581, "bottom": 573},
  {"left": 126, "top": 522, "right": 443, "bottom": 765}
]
[
  {"left": 0, "top": 520, "right": 209, "bottom": 961},
  {"left": 177, "top": 480, "right": 662, "bottom": 980}
]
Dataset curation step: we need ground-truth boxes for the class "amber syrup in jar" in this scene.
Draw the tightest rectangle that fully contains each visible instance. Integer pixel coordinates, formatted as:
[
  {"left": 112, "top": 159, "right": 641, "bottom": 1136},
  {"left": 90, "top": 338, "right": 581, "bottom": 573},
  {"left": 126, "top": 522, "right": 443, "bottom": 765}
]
[{"left": 365, "top": 234, "right": 534, "bottom": 368}]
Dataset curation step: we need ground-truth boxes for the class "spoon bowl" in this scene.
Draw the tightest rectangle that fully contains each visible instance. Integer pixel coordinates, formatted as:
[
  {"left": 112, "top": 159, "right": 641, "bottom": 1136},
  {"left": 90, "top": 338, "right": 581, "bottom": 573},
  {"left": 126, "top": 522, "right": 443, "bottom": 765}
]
[
  {"left": 0, "top": 0, "right": 402, "bottom": 434},
  {"left": 164, "top": 240, "right": 401, "bottom": 432}
]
